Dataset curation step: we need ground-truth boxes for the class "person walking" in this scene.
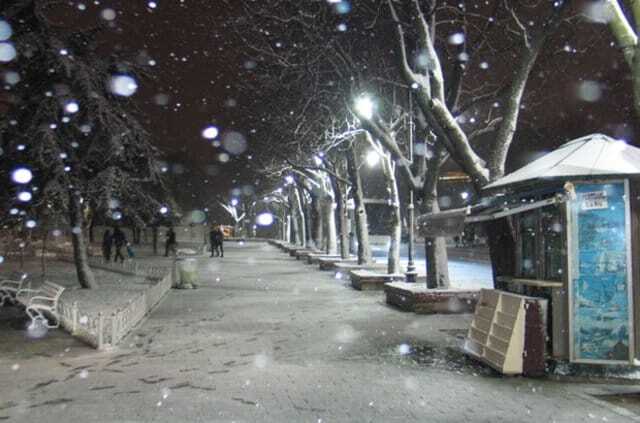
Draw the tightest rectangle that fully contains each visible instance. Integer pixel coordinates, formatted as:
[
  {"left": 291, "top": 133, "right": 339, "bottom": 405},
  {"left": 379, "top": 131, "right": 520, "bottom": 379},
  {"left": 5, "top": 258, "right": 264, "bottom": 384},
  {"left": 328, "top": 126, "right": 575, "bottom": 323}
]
[
  {"left": 112, "top": 227, "right": 127, "bottom": 263},
  {"left": 102, "top": 229, "right": 113, "bottom": 262},
  {"left": 214, "top": 225, "right": 225, "bottom": 258},
  {"left": 209, "top": 224, "right": 220, "bottom": 257},
  {"left": 165, "top": 226, "right": 177, "bottom": 257}
]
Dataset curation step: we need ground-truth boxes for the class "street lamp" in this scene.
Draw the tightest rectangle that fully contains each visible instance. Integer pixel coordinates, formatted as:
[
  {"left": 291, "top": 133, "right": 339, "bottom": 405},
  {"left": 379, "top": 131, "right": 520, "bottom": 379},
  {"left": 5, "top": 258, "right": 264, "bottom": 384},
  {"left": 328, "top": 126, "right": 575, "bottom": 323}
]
[
  {"left": 405, "top": 90, "right": 418, "bottom": 283},
  {"left": 355, "top": 95, "right": 374, "bottom": 120}
]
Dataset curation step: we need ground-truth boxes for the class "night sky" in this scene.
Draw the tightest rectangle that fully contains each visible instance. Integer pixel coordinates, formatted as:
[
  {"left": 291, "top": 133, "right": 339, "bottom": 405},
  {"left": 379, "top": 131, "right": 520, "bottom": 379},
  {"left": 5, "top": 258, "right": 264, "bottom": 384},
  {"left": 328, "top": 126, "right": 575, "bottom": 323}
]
[
  {"left": 49, "top": 0, "right": 257, "bottom": 216},
  {"left": 35, "top": 0, "right": 640, "bottom": 213}
]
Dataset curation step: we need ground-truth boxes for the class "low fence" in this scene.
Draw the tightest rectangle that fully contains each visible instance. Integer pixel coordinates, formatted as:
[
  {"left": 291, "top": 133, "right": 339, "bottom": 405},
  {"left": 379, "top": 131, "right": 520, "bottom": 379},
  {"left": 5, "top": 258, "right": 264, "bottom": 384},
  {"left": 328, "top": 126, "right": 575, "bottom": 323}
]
[
  {"left": 50, "top": 248, "right": 174, "bottom": 350},
  {"left": 56, "top": 270, "right": 173, "bottom": 349},
  {"left": 83, "top": 255, "right": 170, "bottom": 279}
]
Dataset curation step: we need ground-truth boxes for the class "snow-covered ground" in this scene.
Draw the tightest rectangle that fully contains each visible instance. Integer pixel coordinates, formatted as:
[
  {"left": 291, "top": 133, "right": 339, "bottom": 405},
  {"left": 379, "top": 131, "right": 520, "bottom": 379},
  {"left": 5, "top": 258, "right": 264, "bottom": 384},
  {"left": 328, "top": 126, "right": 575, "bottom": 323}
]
[
  {"left": 370, "top": 242, "right": 494, "bottom": 289},
  {"left": 0, "top": 242, "right": 634, "bottom": 422}
]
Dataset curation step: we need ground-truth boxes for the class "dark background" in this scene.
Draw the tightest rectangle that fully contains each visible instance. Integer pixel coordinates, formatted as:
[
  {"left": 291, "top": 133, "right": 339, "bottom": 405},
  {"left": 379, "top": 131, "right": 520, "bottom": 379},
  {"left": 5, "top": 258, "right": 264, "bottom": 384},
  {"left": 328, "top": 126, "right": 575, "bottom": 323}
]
[{"left": 35, "top": 0, "right": 640, "bottom": 221}]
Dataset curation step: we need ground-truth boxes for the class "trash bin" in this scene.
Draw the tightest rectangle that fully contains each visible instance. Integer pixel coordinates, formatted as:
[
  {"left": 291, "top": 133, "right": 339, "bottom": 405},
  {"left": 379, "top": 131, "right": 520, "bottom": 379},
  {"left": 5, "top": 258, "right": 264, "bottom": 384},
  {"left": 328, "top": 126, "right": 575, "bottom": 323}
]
[{"left": 174, "top": 258, "right": 197, "bottom": 289}]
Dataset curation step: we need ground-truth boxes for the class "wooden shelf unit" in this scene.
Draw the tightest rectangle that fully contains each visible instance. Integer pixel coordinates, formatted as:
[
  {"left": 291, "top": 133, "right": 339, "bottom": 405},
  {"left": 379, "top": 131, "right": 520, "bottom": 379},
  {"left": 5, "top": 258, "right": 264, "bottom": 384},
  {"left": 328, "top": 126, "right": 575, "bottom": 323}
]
[{"left": 464, "top": 289, "right": 547, "bottom": 375}]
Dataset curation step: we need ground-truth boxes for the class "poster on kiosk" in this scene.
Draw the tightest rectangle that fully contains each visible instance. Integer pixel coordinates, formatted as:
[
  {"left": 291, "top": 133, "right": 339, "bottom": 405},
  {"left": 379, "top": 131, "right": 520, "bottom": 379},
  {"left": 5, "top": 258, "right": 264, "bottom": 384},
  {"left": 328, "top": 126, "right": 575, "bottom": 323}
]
[{"left": 568, "top": 180, "right": 634, "bottom": 364}]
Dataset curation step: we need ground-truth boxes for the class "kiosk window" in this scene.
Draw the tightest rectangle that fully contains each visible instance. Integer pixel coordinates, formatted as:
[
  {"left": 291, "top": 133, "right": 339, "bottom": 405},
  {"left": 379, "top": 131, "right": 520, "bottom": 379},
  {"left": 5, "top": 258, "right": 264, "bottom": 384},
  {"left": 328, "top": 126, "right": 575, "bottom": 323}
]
[
  {"left": 542, "top": 207, "right": 563, "bottom": 281},
  {"left": 518, "top": 212, "right": 537, "bottom": 278},
  {"left": 515, "top": 205, "right": 565, "bottom": 281}
]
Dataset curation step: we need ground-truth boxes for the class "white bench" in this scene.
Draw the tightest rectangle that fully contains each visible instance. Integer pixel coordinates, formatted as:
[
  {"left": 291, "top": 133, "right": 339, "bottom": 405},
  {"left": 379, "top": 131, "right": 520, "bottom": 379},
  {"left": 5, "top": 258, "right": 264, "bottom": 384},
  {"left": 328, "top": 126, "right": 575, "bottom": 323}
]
[
  {"left": 0, "top": 272, "right": 28, "bottom": 306},
  {"left": 16, "top": 281, "right": 65, "bottom": 328}
]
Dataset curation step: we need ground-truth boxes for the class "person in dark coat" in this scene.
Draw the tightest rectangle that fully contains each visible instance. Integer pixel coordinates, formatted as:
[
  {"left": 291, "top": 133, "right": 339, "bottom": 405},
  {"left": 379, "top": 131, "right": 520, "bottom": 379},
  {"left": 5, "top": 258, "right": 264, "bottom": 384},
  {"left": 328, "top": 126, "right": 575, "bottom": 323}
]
[
  {"left": 209, "top": 225, "right": 218, "bottom": 257},
  {"left": 214, "top": 225, "right": 225, "bottom": 258},
  {"left": 112, "top": 227, "right": 127, "bottom": 263},
  {"left": 165, "top": 227, "right": 177, "bottom": 257},
  {"left": 209, "top": 224, "right": 224, "bottom": 257},
  {"left": 102, "top": 229, "right": 113, "bottom": 262}
]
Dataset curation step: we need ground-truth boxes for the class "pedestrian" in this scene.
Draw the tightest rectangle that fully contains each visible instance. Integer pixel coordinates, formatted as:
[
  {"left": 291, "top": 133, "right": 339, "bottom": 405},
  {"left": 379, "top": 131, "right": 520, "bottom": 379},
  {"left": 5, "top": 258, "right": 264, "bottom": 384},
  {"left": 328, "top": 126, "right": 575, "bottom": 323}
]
[
  {"left": 112, "top": 227, "right": 127, "bottom": 263},
  {"left": 214, "top": 224, "right": 225, "bottom": 258},
  {"left": 165, "top": 226, "right": 177, "bottom": 257},
  {"left": 102, "top": 229, "right": 113, "bottom": 262},
  {"left": 209, "top": 224, "right": 219, "bottom": 257}
]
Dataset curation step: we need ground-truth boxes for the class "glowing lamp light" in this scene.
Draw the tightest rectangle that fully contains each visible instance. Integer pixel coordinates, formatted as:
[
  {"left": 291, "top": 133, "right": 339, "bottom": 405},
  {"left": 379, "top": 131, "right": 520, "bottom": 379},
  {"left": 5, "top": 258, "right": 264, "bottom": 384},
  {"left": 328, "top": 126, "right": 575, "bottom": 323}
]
[
  {"left": 285, "top": 175, "right": 294, "bottom": 185},
  {"left": 256, "top": 212, "right": 274, "bottom": 226},
  {"left": 231, "top": 198, "right": 239, "bottom": 206},
  {"left": 366, "top": 150, "right": 380, "bottom": 167},
  {"left": 159, "top": 206, "right": 168, "bottom": 214},
  {"left": 355, "top": 95, "right": 374, "bottom": 120}
]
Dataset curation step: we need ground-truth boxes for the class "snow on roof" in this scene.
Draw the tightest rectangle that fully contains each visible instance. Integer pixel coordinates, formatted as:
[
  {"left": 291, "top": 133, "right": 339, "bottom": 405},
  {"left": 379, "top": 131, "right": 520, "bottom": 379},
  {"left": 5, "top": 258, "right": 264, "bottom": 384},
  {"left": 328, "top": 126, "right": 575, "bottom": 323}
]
[{"left": 484, "top": 133, "right": 640, "bottom": 190}]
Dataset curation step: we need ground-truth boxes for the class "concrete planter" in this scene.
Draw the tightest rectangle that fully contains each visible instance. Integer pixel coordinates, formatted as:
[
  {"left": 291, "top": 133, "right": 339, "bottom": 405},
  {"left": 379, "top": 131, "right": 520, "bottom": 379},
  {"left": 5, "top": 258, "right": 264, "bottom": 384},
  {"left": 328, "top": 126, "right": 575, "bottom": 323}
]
[{"left": 384, "top": 282, "right": 479, "bottom": 314}]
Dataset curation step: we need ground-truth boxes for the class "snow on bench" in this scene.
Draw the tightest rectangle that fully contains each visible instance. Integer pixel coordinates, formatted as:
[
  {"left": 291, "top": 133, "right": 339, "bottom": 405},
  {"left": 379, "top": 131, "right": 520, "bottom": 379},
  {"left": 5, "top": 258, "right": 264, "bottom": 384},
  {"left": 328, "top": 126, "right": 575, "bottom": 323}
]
[
  {"left": 0, "top": 272, "right": 29, "bottom": 306},
  {"left": 16, "top": 281, "right": 65, "bottom": 328}
]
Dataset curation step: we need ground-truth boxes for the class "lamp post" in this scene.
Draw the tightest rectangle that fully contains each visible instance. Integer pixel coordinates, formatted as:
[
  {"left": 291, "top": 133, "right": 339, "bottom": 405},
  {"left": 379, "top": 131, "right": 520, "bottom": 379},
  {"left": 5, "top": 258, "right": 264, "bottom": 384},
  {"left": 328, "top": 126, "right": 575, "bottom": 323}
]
[{"left": 405, "top": 91, "right": 418, "bottom": 283}]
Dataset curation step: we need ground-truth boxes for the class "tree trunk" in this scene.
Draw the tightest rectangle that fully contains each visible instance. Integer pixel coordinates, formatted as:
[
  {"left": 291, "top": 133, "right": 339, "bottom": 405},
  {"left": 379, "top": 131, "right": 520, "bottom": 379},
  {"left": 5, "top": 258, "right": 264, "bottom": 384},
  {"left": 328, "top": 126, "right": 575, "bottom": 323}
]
[
  {"left": 338, "top": 188, "right": 350, "bottom": 259},
  {"left": 294, "top": 184, "right": 307, "bottom": 247},
  {"left": 40, "top": 222, "right": 48, "bottom": 279},
  {"left": 346, "top": 147, "right": 372, "bottom": 264},
  {"left": 633, "top": 43, "right": 640, "bottom": 120},
  {"left": 423, "top": 202, "right": 450, "bottom": 289},
  {"left": 348, "top": 208, "right": 357, "bottom": 255},
  {"left": 152, "top": 225, "right": 158, "bottom": 255},
  {"left": 282, "top": 210, "right": 289, "bottom": 242},
  {"left": 68, "top": 191, "right": 98, "bottom": 289},
  {"left": 421, "top": 152, "right": 451, "bottom": 289},
  {"left": 290, "top": 209, "right": 300, "bottom": 245},
  {"left": 311, "top": 194, "right": 323, "bottom": 249},
  {"left": 322, "top": 195, "right": 338, "bottom": 255},
  {"left": 304, "top": 194, "right": 314, "bottom": 247},
  {"left": 330, "top": 172, "right": 350, "bottom": 260},
  {"left": 382, "top": 156, "right": 401, "bottom": 274}
]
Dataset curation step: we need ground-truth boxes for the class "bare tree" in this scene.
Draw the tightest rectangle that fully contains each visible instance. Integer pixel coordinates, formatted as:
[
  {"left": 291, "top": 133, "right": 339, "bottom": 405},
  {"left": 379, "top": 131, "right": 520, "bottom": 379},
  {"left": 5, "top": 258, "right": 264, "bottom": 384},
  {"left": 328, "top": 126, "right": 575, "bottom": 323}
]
[
  {"left": 602, "top": 0, "right": 640, "bottom": 118},
  {"left": 384, "top": 0, "right": 570, "bottom": 186},
  {"left": 1, "top": 1, "right": 164, "bottom": 288}
]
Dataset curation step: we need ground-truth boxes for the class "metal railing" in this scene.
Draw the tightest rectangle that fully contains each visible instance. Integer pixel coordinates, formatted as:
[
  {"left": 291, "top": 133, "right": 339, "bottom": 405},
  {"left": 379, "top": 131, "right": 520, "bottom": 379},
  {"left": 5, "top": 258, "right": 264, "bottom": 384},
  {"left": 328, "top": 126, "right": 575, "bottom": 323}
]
[
  {"left": 47, "top": 247, "right": 174, "bottom": 349},
  {"left": 56, "top": 269, "right": 173, "bottom": 349}
]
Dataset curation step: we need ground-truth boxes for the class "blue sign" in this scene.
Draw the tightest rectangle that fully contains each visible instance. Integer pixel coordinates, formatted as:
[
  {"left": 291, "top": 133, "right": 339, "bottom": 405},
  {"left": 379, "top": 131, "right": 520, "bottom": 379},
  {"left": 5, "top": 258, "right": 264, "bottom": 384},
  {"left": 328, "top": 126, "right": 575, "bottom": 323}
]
[{"left": 570, "top": 182, "right": 632, "bottom": 362}]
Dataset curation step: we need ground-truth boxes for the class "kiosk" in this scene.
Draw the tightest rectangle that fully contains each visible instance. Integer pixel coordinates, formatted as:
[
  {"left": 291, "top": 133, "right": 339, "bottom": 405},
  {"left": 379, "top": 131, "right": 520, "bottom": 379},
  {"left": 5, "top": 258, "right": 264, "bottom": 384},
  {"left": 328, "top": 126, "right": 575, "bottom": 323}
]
[{"left": 421, "top": 134, "right": 640, "bottom": 367}]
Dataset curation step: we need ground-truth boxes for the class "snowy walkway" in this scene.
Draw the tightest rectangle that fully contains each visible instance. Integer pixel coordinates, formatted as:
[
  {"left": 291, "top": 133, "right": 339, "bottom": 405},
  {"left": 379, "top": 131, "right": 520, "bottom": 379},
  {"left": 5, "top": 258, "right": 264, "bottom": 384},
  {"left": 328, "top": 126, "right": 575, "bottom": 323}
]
[{"left": 0, "top": 242, "right": 636, "bottom": 422}]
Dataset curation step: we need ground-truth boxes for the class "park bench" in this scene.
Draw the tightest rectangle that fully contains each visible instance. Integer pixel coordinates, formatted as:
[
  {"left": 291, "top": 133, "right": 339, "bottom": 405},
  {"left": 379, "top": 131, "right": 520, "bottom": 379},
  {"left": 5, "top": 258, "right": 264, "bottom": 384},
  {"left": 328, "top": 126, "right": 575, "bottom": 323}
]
[
  {"left": 0, "top": 272, "right": 29, "bottom": 306},
  {"left": 16, "top": 281, "right": 65, "bottom": 328}
]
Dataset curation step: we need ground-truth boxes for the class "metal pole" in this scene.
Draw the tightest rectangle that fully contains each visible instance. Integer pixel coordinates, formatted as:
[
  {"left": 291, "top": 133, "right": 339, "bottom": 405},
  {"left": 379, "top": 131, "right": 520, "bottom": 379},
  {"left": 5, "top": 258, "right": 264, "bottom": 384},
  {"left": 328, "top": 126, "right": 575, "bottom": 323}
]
[{"left": 406, "top": 90, "right": 418, "bottom": 282}]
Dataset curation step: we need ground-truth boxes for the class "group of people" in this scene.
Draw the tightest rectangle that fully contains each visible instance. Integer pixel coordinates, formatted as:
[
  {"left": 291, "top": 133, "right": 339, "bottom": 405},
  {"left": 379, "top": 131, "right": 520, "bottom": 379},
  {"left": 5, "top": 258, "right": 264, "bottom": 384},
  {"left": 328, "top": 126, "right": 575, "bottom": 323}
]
[
  {"left": 164, "top": 225, "right": 225, "bottom": 258},
  {"left": 102, "top": 227, "right": 132, "bottom": 263},
  {"left": 103, "top": 225, "right": 226, "bottom": 261}
]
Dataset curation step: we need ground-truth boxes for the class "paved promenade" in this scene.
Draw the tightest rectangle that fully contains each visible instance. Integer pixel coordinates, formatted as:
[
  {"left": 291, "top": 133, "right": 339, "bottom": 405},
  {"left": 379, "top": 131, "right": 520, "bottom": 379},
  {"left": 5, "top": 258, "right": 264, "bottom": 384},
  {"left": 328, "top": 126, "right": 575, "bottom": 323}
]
[{"left": 0, "top": 242, "right": 637, "bottom": 422}]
